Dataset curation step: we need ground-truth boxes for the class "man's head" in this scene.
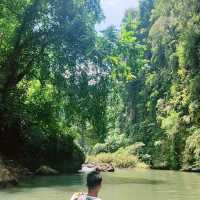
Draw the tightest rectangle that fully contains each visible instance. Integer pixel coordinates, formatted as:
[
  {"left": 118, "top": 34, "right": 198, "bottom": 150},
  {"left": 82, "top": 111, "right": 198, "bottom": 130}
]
[{"left": 87, "top": 171, "right": 102, "bottom": 194}]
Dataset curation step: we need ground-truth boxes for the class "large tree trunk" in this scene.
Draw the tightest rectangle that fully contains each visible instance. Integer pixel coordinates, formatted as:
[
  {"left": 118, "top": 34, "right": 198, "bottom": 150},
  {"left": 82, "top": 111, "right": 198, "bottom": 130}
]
[
  {"left": 0, "top": 0, "right": 48, "bottom": 157},
  {"left": 0, "top": 87, "right": 22, "bottom": 157},
  {"left": 0, "top": 124, "right": 23, "bottom": 157}
]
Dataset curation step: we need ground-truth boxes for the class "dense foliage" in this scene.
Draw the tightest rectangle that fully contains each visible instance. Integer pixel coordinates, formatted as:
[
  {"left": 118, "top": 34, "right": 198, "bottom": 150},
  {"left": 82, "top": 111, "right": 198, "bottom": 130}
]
[
  {"left": 0, "top": 0, "right": 200, "bottom": 172},
  {"left": 0, "top": 0, "right": 108, "bottom": 172},
  {"left": 92, "top": 0, "right": 200, "bottom": 170}
]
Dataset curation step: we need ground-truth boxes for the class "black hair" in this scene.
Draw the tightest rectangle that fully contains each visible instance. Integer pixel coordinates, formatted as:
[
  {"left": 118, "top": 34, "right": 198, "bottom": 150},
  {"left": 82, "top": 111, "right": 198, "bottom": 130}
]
[{"left": 87, "top": 171, "right": 102, "bottom": 190}]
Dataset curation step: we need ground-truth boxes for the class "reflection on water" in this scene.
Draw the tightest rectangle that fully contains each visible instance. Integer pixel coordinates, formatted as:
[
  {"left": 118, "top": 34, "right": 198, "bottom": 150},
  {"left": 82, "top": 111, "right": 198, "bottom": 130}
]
[
  {"left": 103, "top": 175, "right": 166, "bottom": 185},
  {"left": 1, "top": 169, "right": 200, "bottom": 200}
]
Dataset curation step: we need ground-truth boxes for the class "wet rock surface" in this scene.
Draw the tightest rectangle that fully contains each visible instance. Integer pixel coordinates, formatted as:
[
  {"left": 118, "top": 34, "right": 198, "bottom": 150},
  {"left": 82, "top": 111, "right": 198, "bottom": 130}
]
[
  {"left": 81, "top": 162, "right": 115, "bottom": 173},
  {"left": 0, "top": 156, "right": 34, "bottom": 188}
]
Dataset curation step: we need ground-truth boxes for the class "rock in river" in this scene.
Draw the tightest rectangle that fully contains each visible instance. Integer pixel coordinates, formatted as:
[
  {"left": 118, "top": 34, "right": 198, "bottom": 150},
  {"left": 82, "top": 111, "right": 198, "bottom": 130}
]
[
  {"left": 80, "top": 163, "right": 115, "bottom": 173},
  {"left": 35, "top": 165, "right": 59, "bottom": 176}
]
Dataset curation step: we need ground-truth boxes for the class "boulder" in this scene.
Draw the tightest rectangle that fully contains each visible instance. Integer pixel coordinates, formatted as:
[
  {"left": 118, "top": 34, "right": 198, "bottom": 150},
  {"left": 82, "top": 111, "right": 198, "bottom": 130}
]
[
  {"left": 35, "top": 165, "right": 59, "bottom": 176},
  {"left": 0, "top": 169, "right": 18, "bottom": 188},
  {"left": 81, "top": 163, "right": 115, "bottom": 173},
  {"left": 181, "top": 166, "right": 200, "bottom": 173}
]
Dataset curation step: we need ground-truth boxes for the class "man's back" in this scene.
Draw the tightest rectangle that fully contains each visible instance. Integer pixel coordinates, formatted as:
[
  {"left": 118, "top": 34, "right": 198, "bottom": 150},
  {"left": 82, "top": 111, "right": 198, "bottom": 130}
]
[{"left": 70, "top": 193, "right": 101, "bottom": 200}]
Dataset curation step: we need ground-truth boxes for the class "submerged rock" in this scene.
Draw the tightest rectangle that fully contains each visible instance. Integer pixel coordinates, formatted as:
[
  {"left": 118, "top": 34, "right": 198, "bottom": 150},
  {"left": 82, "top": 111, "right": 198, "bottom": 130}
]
[{"left": 35, "top": 165, "right": 59, "bottom": 175}]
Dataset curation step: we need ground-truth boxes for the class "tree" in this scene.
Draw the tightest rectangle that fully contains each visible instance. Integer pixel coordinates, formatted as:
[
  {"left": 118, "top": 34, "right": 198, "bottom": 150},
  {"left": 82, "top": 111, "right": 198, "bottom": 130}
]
[{"left": 0, "top": 0, "right": 102, "bottom": 132}]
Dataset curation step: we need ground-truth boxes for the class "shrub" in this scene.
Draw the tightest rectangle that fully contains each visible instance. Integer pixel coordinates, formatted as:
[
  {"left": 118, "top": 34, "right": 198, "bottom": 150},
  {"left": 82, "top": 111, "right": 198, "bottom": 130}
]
[
  {"left": 184, "top": 128, "right": 200, "bottom": 168},
  {"left": 88, "top": 153, "right": 114, "bottom": 164},
  {"left": 93, "top": 143, "right": 108, "bottom": 155},
  {"left": 88, "top": 147, "right": 149, "bottom": 169},
  {"left": 105, "top": 132, "right": 130, "bottom": 153},
  {"left": 92, "top": 130, "right": 130, "bottom": 155},
  {"left": 125, "top": 142, "right": 145, "bottom": 155},
  {"left": 114, "top": 151, "right": 138, "bottom": 168}
]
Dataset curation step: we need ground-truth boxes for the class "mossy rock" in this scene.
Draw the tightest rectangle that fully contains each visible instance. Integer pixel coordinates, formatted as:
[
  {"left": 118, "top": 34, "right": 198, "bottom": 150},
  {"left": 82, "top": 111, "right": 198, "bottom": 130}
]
[
  {"left": 23, "top": 134, "right": 85, "bottom": 173},
  {"left": 0, "top": 169, "right": 18, "bottom": 188},
  {"left": 35, "top": 165, "right": 59, "bottom": 175}
]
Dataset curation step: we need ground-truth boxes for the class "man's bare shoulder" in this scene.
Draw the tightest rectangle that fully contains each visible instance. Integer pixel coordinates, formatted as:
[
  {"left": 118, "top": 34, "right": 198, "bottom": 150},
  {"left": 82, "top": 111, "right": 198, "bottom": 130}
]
[
  {"left": 70, "top": 193, "right": 102, "bottom": 200},
  {"left": 70, "top": 192, "right": 85, "bottom": 200}
]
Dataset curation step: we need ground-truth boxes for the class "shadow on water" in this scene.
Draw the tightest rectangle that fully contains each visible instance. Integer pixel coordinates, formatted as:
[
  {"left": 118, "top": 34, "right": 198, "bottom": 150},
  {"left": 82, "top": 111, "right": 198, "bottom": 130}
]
[
  {"left": 18, "top": 174, "right": 85, "bottom": 189},
  {"left": 14, "top": 173, "right": 166, "bottom": 190},
  {"left": 103, "top": 175, "right": 166, "bottom": 185}
]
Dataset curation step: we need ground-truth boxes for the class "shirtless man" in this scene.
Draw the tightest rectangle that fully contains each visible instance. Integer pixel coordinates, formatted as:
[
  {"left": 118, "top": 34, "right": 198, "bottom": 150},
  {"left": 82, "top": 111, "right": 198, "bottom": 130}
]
[{"left": 70, "top": 170, "right": 102, "bottom": 200}]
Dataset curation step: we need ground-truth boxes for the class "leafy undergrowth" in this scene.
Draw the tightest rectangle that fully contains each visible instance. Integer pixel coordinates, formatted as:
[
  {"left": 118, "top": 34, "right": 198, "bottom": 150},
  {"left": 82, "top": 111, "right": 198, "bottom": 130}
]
[{"left": 87, "top": 148, "right": 149, "bottom": 169}]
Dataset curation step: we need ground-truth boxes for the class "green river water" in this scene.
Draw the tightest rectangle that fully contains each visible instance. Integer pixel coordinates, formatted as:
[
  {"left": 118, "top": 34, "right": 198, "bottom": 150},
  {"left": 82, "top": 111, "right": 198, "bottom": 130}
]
[{"left": 1, "top": 169, "right": 200, "bottom": 200}]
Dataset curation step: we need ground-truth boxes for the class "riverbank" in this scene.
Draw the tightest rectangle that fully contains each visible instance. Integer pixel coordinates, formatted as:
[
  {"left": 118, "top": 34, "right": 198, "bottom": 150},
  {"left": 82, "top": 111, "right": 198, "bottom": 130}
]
[
  {"left": 87, "top": 151, "right": 149, "bottom": 170},
  {"left": 87, "top": 151, "right": 200, "bottom": 173},
  {"left": 0, "top": 155, "right": 32, "bottom": 188},
  {"left": 0, "top": 156, "right": 62, "bottom": 188},
  {"left": 1, "top": 153, "right": 199, "bottom": 189}
]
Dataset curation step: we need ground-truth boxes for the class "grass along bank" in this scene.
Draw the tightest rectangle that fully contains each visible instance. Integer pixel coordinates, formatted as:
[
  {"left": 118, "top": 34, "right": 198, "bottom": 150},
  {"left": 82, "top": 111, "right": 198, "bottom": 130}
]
[{"left": 87, "top": 147, "right": 149, "bottom": 169}]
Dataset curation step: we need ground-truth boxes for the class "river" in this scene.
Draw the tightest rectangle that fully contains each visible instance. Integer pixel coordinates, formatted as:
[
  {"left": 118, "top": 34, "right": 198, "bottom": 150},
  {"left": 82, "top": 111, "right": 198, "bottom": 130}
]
[{"left": 1, "top": 169, "right": 200, "bottom": 200}]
